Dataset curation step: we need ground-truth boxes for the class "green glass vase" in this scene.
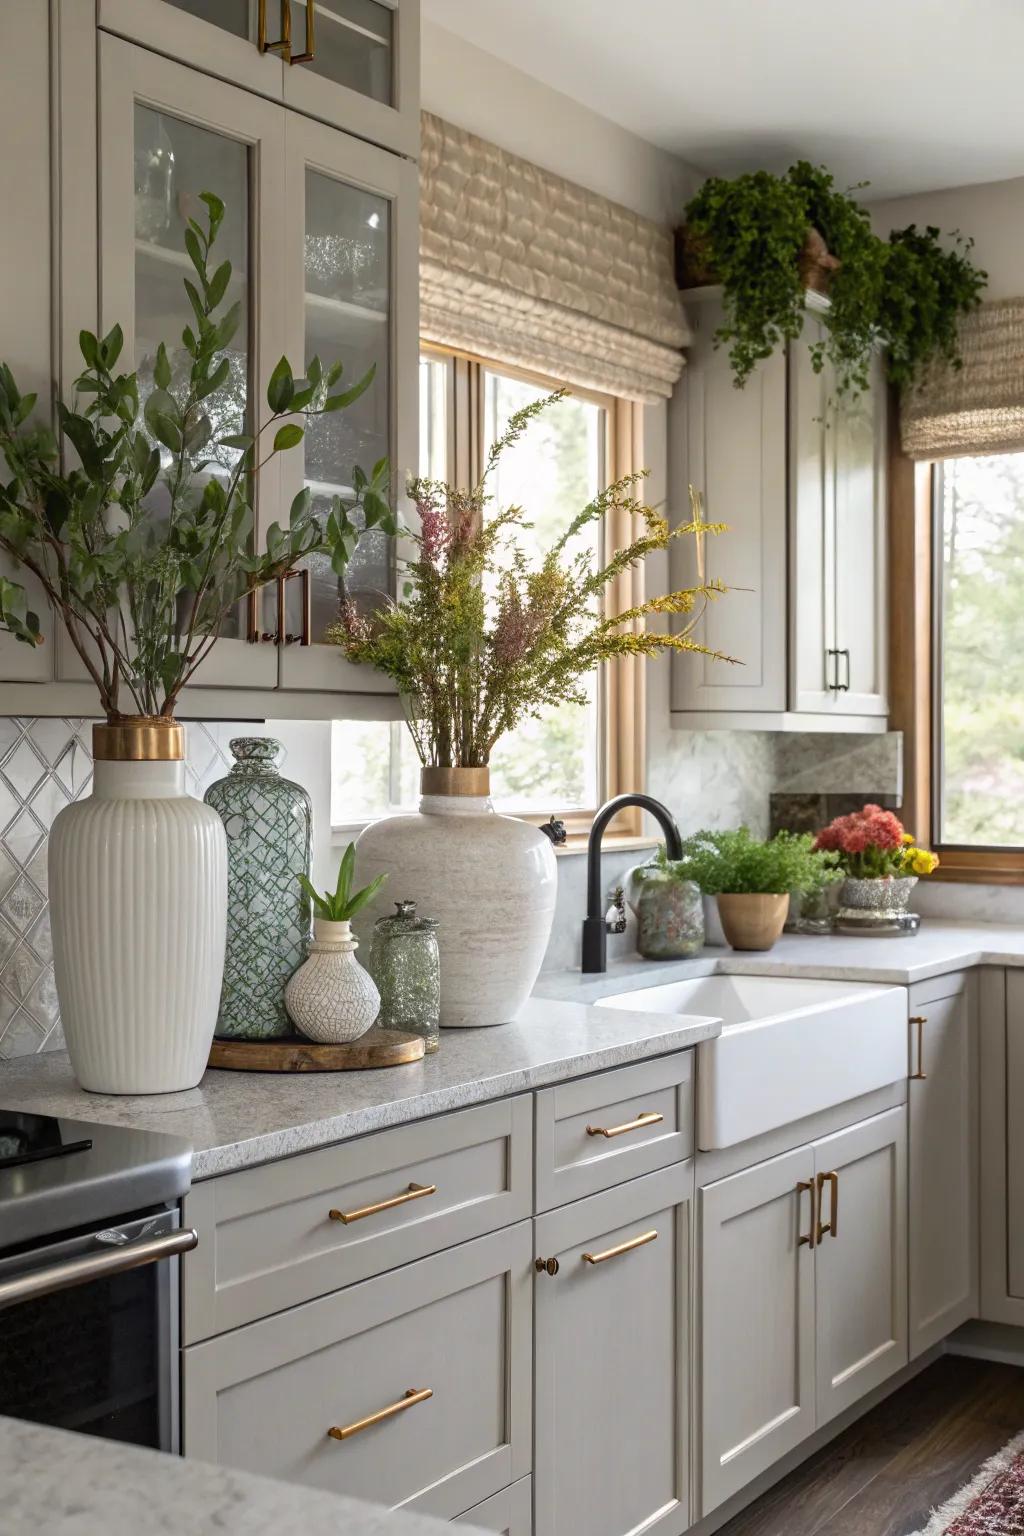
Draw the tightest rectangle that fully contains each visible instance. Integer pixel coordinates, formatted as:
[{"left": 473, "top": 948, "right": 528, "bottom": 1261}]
[{"left": 205, "top": 737, "right": 312, "bottom": 1039}]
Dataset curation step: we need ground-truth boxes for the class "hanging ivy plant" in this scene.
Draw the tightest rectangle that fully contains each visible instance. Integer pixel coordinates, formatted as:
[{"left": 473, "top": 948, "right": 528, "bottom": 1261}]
[
  {"left": 879, "top": 224, "right": 987, "bottom": 389},
  {"left": 682, "top": 170, "right": 811, "bottom": 388},
  {"left": 681, "top": 164, "right": 987, "bottom": 397}
]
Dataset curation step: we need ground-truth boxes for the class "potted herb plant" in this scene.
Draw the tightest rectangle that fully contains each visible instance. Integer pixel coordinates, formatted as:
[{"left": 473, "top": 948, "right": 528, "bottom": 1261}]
[
  {"left": 285, "top": 845, "right": 388, "bottom": 1044},
  {"left": 0, "top": 193, "right": 390, "bottom": 1094},
  {"left": 814, "top": 804, "right": 939, "bottom": 925},
  {"left": 675, "top": 827, "right": 839, "bottom": 952},
  {"left": 330, "top": 408, "right": 731, "bottom": 1027}
]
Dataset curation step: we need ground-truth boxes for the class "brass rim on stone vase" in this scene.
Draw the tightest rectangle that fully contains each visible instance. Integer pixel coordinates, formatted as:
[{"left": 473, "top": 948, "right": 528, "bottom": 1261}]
[
  {"left": 420, "top": 765, "right": 490, "bottom": 797},
  {"left": 92, "top": 715, "right": 185, "bottom": 762}
]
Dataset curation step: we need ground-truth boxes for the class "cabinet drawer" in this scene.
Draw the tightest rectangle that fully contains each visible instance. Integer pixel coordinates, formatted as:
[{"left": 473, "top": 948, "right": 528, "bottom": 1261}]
[
  {"left": 183, "top": 1097, "right": 532, "bottom": 1342},
  {"left": 534, "top": 1053, "right": 693, "bottom": 1210},
  {"left": 454, "top": 1477, "right": 532, "bottom": 1533},
  {"left": 183, "top": 1223, "right": 533, "bottom": 1522}
]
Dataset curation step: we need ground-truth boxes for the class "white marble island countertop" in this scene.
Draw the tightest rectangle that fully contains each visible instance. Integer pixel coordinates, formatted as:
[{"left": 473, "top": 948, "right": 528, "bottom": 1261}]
[{"left": 0, "top": 1416, "right": 484, "bottom": 1536}]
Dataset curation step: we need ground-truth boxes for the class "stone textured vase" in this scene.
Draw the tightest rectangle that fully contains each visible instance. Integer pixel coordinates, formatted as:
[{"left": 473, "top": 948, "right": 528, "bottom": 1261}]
[
  {"left": 625, "top": 861, "right": 704, "bottom": 959},
  {"left": 48, "top": 717, "right": 227, "bottom": 1095},
  {"left": 716, "top": 892, "right": 790, "bottom": 952},
  {"left": 353, "top": 766, "right": 558, "bottom": 1028},
  {"left": 204, "top": 737, "right": 312, "bottom": 1040},
  {"left": 285, "top": 918, "right": 380, "bottom": 1043},
  {"left": 838, "top": 875, "right": 918, "bottom": 917}
]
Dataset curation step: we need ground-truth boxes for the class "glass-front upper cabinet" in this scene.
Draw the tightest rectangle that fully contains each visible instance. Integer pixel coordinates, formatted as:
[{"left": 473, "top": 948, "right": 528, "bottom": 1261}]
[
  {"left": 97, "top": 0, "right": 418, "bottom": 157},
  {"left": 277, "top": 111, "right": 416, "bottom": 693},
  {"left": 92, "top": 33, "right": 287, "bottom": 690}
]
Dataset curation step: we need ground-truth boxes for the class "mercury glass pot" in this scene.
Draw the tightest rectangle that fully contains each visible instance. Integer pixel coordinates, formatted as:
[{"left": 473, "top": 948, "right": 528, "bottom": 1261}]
[
  {"left": 368, "top": 900, "right": 441, "bottom": 1053},
  {"left": 625, "top": 860, "right": 705, "bottom": 960}
]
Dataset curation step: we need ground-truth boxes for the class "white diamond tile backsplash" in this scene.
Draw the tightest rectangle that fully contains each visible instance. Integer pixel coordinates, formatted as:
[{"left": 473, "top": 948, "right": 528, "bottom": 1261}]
[{"left": 0, "top": 718, "right": 259, "bottom": 1061}]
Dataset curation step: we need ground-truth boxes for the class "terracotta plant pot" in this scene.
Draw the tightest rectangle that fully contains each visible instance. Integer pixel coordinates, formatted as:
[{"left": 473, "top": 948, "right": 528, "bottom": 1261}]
[
  {"left": 798, "top": 226, "right": 841, "bottom": 294},
  {"left": 716, "top": 893, "right": 790, "bottom": 952},
  {"left": 674, "top": 223, "right": 840, "bottom": 296}
]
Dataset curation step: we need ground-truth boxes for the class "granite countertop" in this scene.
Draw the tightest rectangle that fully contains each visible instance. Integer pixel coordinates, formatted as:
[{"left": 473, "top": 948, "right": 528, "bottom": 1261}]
[
  {"left": 0, "top": 1416, "right": 482, "bottom": 1536},
  {"left": 536, "top": 920, "right": 1024, "bottom": 998},
  {"left": 3, "top": 921, "right": 1022, "bottom": 1181},
  {"left": 0, "top": 995, "right": 721, "bottom": 1178}
]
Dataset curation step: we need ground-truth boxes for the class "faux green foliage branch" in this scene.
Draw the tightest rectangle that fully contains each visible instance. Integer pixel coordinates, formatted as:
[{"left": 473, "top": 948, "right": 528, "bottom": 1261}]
[
  {"left": 671, "top": 827, "right": 840, "bottom": 896},
  {"left": 684, "top": 162, "right": 986, "bottom": 396},
  {"left": 0, "top": 191, "right": 394, "bottom": 719},
  {"left": 327, "top": 390, "right": 733, "bottom": 769},
  {"left": 299, "top": 841, "right": 387, "bottom": 922}
]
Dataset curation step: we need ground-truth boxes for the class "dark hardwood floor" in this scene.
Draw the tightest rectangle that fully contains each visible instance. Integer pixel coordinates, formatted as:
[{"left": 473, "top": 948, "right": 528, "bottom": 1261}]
[{"left": 716, "top": 1357, "right": 1024, "bottom": 1536}]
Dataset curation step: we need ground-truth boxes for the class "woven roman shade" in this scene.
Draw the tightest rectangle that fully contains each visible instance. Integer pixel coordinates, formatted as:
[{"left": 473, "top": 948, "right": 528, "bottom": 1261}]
[
  {"left": 901, "top": 298, "right": 1024, "bottom": 459},
  {"left": 419, "top": 112, "right": 690, "bottom": 403}
]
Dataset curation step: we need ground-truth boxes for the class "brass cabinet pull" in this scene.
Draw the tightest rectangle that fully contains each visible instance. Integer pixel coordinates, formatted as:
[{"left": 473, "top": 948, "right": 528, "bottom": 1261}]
[
  {"left": 329, "top": 1182, "right": 436, "bottom": 1225},
  {"left": 289, "top": 0, "right": 316, "bottom": 62},
  {"left": 258, "top": 0, "right": 292, "bottom": 56},
  {"left": 328, "top": 1387, "right": 432, "bottom": 1441},
  {"left": 910, "top": 1015, "right": 928, "bottom": 1080},
  {"left": 535, "top": 1256, "right": 560, "bottom": 1276},
  {"left": 816, "top": 1170, "right": 839, "bottom": 1242},
  {"left": 284, "top": 567, "right": 311, "bottom": 644},
  {"left": 582, "top": 1229, "right": 658, "bottom": 1265},
  {"left": 256, "top": 577, "right": 284, "bottom": 645},
  {"left": 797, "top": 1179, "right": 817, "bottom": 1249},
  {"left": 585, "top": 1110, "right": 664, "bottom": 1140}
]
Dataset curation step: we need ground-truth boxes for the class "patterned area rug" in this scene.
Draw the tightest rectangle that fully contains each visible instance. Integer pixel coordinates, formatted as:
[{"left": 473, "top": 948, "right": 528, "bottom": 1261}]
[{"left": 911, "top": 1430, "right": 1024, "bottom": 1533}]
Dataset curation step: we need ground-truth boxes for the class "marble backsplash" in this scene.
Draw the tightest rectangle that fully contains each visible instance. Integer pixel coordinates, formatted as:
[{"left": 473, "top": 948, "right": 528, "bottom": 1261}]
[{"left": 0, "top": 718, "right": 905, "bottom": 1063}]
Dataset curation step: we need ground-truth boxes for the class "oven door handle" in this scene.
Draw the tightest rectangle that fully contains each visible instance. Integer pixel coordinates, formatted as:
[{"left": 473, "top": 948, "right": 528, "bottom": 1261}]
[{"left": 0, "top": 1227, "right": 198, "bottom": 1310}]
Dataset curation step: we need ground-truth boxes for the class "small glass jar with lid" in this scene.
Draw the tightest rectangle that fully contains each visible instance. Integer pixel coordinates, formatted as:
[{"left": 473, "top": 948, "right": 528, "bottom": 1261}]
[{"left": 368, "top": 900, "right": 441, "bottom": 1054}]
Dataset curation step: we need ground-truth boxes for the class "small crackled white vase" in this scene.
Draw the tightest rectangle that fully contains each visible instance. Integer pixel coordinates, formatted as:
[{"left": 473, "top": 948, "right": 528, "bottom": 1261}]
[
  {"left": 48, "top": 717, "right": 227, "bottom": 1095},
  {"left": 353, "top": 766, "right": 558, "bottom": 1028},
  {"left": 285, "top": 918, "right": 380, "bottom": 1043}
]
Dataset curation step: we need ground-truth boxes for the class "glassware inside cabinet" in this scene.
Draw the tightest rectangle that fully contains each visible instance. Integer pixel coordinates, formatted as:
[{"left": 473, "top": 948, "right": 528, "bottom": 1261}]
[
  {"left": 290, "top": 0, "right": 394, "bottom": 105},
  {"left": 133, "top": 105, "right": 253, "bottom": 645},
  {"left": 288, "top": 167, "right": 391, "bottom": 648}
]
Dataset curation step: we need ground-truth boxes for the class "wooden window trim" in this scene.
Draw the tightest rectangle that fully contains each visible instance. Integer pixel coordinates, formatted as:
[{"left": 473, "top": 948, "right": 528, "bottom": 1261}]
[
  {"left": 419, "top": 344, "right": 646, "bottom": 840},
  {"left": 889, "top": 408, "right": 1024, "bottom": 883}
]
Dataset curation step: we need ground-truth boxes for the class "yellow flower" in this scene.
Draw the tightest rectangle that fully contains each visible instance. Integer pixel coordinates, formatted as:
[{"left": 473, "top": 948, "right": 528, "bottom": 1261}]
[
  {"left": 902, "top": 832, "right": 915, "bottom": 845},
  {"left": 911, "top": 850, "right": 939, "bottom": 876}
]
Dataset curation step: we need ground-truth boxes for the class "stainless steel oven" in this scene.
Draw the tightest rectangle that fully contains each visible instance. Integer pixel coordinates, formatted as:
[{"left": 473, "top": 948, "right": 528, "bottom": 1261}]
[{"left": 0, "top": 1110, "right": 194, "bottom": 1452}]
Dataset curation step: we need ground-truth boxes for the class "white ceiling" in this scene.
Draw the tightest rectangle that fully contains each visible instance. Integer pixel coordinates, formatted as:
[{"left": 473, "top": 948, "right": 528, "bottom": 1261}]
[{"left": 421, "top": 0, "right": 1024, "bottom": 200}]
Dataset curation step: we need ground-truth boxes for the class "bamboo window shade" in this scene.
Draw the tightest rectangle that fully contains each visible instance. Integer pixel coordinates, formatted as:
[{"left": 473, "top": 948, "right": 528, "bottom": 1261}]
[
  {"left": 419, "top": 112, "right": 691, "bottom": 403},
  {"left": 901, "top": 298, "right": 1024, "bottom": 459}
]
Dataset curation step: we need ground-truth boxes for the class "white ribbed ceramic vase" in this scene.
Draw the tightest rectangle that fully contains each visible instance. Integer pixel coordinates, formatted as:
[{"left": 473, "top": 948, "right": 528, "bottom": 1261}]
[
  {"left": 48, "top": 719, "right": 227, "bottom": 1095},
  {"left": 353, "top": 767, "right": 558, "bottom": 1028},
  {"left": 285, "top": 918, "right": 380, "bottom": 1043}
]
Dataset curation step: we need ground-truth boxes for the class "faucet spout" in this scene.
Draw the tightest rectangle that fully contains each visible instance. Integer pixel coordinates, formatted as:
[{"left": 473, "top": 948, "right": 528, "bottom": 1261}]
[{"left": 582, "top": 793, "right": 683, "bottom": 973}]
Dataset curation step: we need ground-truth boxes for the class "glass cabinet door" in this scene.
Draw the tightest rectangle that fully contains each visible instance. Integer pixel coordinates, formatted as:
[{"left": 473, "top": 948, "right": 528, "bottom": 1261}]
[
  {"left": 98, "top": 0, "right": 286, "bottom": 101},
  {"left": 95, "top": 34, "right": 288, "bottom": 691},
  {"left": 278, "top": 111, "right": 416, "bottom": 695},
  {"left": 282, "top": 0, "right": 418, "bottom": 157}
]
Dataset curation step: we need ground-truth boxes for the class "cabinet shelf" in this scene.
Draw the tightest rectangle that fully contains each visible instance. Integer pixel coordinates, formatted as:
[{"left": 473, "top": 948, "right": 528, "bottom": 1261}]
[{"left": 304, "top": 288, "right": 387, "bottom": 348}]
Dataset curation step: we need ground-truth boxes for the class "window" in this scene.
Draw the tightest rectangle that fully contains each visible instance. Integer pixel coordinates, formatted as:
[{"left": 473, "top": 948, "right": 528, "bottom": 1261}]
[
  {"left": 935, "top": 453, "right": 1024, "bottom": 850},
  {"left": 892, "top": 449, "right": 1024, "bottom": 879},
  {"left": 332, "top": 350, "right": 642, "bottom": 834}
]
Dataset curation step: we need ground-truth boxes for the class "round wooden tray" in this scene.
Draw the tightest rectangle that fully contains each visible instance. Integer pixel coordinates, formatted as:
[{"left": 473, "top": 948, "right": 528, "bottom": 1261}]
[{"left": 208, "top": 1026, "right": 425, "bottom": 1072}]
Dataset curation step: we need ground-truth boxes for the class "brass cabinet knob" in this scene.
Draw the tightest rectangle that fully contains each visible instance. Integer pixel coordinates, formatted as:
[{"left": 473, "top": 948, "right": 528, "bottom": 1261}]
[{"left": 535, "top": 1256, "right": 560, "bottom": 1276}]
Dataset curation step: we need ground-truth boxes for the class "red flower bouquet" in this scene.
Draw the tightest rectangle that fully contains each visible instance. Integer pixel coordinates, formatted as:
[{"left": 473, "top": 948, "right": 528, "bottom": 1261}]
[{"left": 814, "top": 805, "right": 939, "bottom": 880}]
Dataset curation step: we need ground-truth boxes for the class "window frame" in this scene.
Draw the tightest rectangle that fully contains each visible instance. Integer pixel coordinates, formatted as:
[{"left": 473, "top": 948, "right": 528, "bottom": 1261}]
[
  {"left": 890, "top": 439, "right": 1024, "bottom": 882},
  {"left": 331, "top": 344, "right": 649, "bottom": 843}
]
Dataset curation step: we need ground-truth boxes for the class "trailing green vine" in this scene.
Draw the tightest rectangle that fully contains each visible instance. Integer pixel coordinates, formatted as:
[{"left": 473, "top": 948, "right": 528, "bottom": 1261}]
[{"left": 682, "top": 163, "right": 987, "bottom": 396}]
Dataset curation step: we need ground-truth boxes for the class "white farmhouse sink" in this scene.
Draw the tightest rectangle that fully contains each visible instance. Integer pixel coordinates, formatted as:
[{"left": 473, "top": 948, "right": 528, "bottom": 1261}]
[{"left": 596, "top": 974, "right": 907, "bottom": 1150}]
